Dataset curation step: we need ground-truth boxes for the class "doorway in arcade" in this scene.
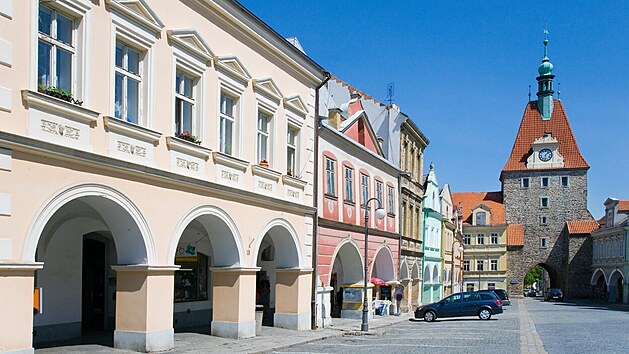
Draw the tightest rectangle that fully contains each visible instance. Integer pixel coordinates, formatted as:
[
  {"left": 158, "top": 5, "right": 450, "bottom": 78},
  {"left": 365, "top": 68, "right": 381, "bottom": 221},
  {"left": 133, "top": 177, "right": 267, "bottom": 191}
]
[{"left": 329, "top": 241, "right": 364, "bottom": 319}]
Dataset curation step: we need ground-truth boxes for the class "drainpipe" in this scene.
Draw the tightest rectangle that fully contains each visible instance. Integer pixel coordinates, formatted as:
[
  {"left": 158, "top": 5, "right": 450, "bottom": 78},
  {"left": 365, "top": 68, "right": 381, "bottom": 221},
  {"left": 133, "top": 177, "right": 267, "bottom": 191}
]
[{"left": 311, "top": 71, "right": 331, "bottom": 330}]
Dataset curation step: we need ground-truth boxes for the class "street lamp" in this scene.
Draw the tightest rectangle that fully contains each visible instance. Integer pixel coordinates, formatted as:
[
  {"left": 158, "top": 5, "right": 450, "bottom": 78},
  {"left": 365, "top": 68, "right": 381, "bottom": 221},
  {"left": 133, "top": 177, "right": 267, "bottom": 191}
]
[
  {"left": 451, "top": 242, "right": 464, "bottom": 294},
  {"left": 362, "top": 197, "right": 386, "bottom": 332}
]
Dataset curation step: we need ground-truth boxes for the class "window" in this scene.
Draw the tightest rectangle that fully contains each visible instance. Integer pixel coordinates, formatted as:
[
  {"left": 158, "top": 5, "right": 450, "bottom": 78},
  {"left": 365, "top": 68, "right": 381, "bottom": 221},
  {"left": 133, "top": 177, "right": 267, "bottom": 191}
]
[
  {"left": 174, "top": 71, "right": 196, "bottom": 136},
  {"left": 476, "top": 211, "right": 487, "bottom": 225},
  {"left": 466, "top": 283, "right": 475, "bottom": 292},
  {"left": 561, "top": 176, "right": 569, "bottom": 187},
  {"left": 219, "top": 93, "right": 237, "bottom": 155},
  {"left": 540, "top": 237, "right": 548, "bottom": 249},
  {"left": 490, "top": 232, "right": 499, "bottom": 245},
  {"left": 387, "top": 185, "right": 395, "bottom": 215},
  {"left": 375, "top": 180, "right": 384, "bottom": 209},
  {"left": 476, "top": 233, "right": 485, "bottom": 245},
  {"left": 38, "top": 5, "right": 75, "bottom": 94},
  {"left": 540, "top": 197, "right": 549, "bottom": 208},
  {"left": 360, "top": 173, "right": 369, "bottom": 207},
  {"left": 257, "top": 111, "right": 271, "bottom": 164},
  {"left": 606, "top": 209, "right": 613, "bottom": 227},
  {"left": 114, "top": 42, "right": 143, "bottom": 123},
  {"left": 463, "top": 233, "right": 471, "bottom": 245},
  {"left": 541, "top": 176, "right": 549, "bottom": 188},
  {"left": 487, "top": 282, "right": 496, "bottom": 290},
  {"left": 444, "top": 293, "right": 461, "bottom": 303},
  {"left": 463, "top": 293, "right": 480, "bottom": 302},
  {"left": 463, "top": 260, "right": 470, "bottom": 271},
  {"left": 540, "top": 216, "right": 548, "bottom": 226},
  {"left": 325, "top": 157, "right": 336, "bottom": 196},
  {"left": 521, "top": 177, "right": 530, "bottom": 189},
  {"left": 490, "top": 259, "right": 498, "bottom": 271},
  {"left": 344, "top": 166, "right": 354, "bottom": 203},
  {"left": 174, "top": 253, "right": 208, "bottom": 302},
  {"left": 476, "top": 259, "right": 484, "bottom": 271},
  {"left": 287, "top": 126, "right": 298, "bottom": 176}
]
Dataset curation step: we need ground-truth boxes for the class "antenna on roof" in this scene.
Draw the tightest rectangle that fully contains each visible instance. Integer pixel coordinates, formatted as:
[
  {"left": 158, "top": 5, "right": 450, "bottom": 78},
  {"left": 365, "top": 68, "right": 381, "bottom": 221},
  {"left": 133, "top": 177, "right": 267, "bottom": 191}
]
[
  {"left": 386, "top": 82, "right": 395, "bottom": 106},
  {"left": 557, "top": 83, "right": 561, "bottom": 99},
  {"left": 528, "top": 85, "right": 531, "bottom": 102}
]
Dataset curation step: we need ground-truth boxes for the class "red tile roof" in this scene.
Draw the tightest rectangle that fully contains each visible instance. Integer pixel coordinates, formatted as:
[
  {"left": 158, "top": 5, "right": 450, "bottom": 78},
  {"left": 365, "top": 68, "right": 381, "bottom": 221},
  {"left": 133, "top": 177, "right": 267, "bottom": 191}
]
[
  {"left": 502, "top": 100, "right": 589, "bottom": 173},
  {"left": 330, "top": 76, "right": 386, "bottom": 107},
  {"left": 507, "top": 224, "right": 524, "bottom": 246},
  {"left": 452, "top": 192, "right": 505, "bottom": 225},
  {"left": 566, "top": 220, "right": 599, "bottom": 235},
  {"left": 618, "top": 200, "right": 629, "bottom": 212}
]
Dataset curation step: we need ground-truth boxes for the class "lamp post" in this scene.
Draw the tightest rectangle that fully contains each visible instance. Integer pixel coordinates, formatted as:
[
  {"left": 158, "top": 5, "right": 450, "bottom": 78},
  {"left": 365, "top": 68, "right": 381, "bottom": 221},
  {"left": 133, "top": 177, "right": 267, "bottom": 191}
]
[
  {"left": 362, "top": 197, "right": 386, "bottom": 332},
  {"left": 450, "top": 242, "right": 464, "bottom": 294}
]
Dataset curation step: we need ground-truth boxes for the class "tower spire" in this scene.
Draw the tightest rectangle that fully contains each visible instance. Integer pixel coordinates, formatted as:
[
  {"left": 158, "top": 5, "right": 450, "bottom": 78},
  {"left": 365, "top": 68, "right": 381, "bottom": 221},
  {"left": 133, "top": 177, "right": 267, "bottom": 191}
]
[{"left": 536, "top": 28, "right": 555, "bottom": 120}]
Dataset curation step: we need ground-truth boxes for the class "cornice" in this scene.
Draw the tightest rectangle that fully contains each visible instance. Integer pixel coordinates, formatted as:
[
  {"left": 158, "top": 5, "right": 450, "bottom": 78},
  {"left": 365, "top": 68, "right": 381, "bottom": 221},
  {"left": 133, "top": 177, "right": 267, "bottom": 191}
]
[{"left": 318, "top": 217, "right": 400, "bottom": 240}]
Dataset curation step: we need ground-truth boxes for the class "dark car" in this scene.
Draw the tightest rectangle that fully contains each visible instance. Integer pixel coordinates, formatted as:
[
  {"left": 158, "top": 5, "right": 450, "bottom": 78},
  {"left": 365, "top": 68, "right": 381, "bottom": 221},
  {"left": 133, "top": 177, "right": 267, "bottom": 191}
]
[
  {"left": 544, "top": 288, "right": 564, "bottom": 302},
  {"left": 489, "top": 289, "right": 510, "bottom": 306},
  {"left": 414, "top": 291, "right": 503, "bottom": 322}
]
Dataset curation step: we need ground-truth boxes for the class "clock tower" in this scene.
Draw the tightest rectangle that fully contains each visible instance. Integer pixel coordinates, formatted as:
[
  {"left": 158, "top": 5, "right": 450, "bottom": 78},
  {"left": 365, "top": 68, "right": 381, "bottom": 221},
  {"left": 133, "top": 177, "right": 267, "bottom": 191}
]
[{"left": 500, "top": 33, "right": 595, "bottom": 299}]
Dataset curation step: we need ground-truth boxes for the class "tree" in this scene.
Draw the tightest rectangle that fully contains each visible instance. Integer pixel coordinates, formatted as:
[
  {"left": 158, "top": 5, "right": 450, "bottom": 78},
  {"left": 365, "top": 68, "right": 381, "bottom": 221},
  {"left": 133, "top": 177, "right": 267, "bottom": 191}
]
[{"left": 524, "top": 265, "right": 543, "bottom": 287}]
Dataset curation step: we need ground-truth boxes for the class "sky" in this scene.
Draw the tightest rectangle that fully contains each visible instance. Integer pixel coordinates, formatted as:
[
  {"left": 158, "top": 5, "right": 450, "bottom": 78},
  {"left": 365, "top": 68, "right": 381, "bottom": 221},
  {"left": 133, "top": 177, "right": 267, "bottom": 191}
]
[{"left": 239, "top": 1, "right": 629, "bottom": 218}]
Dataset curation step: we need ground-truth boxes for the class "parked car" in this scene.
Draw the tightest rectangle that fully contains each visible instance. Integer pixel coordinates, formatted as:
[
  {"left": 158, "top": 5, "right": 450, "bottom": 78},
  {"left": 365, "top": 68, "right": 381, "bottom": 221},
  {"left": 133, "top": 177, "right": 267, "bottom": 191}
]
[
  {"left": 526, "top": 288, "right": 537, "bottom": 297},
  {"left": 488, "top": 289, "right": 510, "bottom": 306},
  {"left": 544, "top": 288, "right": 564, "bottom": 302},
  {"left": 414, "top": 291, "right": 503, "bottom": 322}
]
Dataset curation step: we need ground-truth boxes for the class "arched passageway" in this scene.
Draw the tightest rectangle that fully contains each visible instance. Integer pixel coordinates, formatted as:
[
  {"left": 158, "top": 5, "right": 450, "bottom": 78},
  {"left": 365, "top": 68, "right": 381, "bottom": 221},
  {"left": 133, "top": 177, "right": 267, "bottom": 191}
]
[
  {"left": 608, "top": 270, "right": 625, "bottom": 303},
  {"left": 329, "top": 240, "right": 363, "bottom": 318},
  {"left": 524, "top": 263, "right": 562, "bottom": 297},
  {"left": 371, "top": 246, "right": 396, "bottom": 302}
]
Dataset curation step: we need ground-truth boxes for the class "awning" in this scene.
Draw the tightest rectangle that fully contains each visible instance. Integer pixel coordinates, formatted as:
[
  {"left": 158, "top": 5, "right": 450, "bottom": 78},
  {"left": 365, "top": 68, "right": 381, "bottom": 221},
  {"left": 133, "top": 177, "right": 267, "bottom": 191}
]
[{"left": 371, "top": 277, "right": 388, "bottom": 286}]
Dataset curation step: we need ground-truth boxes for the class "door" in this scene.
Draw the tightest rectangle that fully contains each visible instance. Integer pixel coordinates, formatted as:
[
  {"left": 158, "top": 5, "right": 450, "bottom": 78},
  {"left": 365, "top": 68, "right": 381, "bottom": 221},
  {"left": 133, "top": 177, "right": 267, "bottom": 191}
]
[
  {"left": 438, "top": 293, "right": 462, "bottom": 317},
  {"left": 462, "top": 292, "right": 481, "bottom": 316},
  {"left": 82, "top": 239, "right": 106, "bottom": 331}
]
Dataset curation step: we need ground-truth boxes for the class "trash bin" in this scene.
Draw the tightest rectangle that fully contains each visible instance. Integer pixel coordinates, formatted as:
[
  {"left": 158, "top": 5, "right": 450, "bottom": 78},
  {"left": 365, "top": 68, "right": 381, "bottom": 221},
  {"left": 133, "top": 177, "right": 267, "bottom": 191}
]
[{"left": 255, "top": 305, "right": 264, "bottom": 335}]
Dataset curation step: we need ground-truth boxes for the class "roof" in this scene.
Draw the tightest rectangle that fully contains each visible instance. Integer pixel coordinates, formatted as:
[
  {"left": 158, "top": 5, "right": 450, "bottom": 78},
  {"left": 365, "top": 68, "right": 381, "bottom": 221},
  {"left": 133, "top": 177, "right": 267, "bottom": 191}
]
[
  {"left": 618, "top": 200, "right": 629, "bottom": 212},
  {"left": 452, "top": 192, "right": 505, "bottom": 225},
  {"left": 330, "top": 76, "right": 387, "bottom": 107},
  {"left": 566, "top": 220, "right": 599, "bottom": 235},
  {"left": 502, "top": 100, "right": 589, "bottom": 174},
  {"left": 507, "top": 224, "right": 524, "bottom": 246}
]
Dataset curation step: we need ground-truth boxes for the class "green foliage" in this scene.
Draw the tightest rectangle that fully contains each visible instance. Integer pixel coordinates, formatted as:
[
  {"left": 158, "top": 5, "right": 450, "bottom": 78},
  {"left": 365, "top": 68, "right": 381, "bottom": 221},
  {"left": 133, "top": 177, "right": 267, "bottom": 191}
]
[
  {"left": 37, "top": 84, "right": 83, "bottom": 106},
  {"left": 525, "top": 265, "right": 544, "bottom": 286}
]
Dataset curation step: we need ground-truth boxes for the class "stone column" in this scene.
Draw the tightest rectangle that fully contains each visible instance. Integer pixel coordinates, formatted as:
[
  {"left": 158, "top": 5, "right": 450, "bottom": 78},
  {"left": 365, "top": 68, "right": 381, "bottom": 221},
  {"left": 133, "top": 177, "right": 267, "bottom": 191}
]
[
  {"left": 0, "top": 262, "right": 42, "bottom": 354},
  {"left": 411, "top": 278, "right": 420, "bottom": 306},
  {"left": 400, "top": 278, "right": 411, "bottom": 312},
  {"left": 316, "top": 285, "right": 333, "bottom": 328},
  {"left": 274, "top": 268, "right": 312, "bottom": 330},
  {"left": 210, "top": 267, "right": 258, "bottom": 339},
  {"left": 112, "top": 265, "right": 178, "bottom": 352}
]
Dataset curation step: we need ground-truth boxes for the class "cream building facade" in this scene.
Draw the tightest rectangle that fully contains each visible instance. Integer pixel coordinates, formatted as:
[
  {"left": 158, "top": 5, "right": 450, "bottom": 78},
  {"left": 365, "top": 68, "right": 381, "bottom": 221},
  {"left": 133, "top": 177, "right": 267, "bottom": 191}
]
[{"left": 0, "top": 1, "right": 325, "bottom": 352}]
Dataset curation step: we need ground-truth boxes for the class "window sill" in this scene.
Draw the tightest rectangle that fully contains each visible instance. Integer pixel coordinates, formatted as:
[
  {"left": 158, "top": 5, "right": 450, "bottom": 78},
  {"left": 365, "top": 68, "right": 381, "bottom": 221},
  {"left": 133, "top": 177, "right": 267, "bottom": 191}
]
[
  {"left": 166, "top": 136, "right": 211, "bottom": 159},
  {"left": 103, "top": 116, "right": 162, "bottom": 144},
  {"left": 252, "top": 164, "right": 281, "bottom": 181},
  {"left": 212, "top": 151, "right": 249, "bottom": 171},
  {"left": 21, "top": 89, "right": 99, "bottom": 124},
  {"left": 344, "top": 200, "right": 356, "bottom": 206},
  {"left": 282, "top": 174, "right": 307, "bottom": 189}
]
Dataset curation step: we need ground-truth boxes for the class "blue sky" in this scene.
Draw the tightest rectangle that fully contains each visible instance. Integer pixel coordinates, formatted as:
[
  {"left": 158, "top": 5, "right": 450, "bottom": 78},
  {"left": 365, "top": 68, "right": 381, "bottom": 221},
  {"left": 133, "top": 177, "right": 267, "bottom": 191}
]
[{"left": 239, "top": 1, "right": 629, "bottom": 217}]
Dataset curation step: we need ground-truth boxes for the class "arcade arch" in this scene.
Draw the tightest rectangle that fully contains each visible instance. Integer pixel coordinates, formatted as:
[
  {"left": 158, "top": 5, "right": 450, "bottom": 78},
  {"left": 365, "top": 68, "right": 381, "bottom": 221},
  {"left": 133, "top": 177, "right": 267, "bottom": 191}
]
[{"left": 329, "top": 238, "right": 363, "bottom": 318}]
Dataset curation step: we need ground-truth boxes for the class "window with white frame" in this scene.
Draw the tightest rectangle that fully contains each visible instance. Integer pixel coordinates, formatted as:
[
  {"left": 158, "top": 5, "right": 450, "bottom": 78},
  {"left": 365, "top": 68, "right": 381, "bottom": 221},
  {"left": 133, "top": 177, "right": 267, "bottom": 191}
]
[
  {"left": 490, "top": 259, "right": 498, "bottom": 271},
  {"left": 540, "top": 197, "right": 549, "bottom": 208},
  {"left": 174, "top": 71, "right": 197, "bottom": 137},
  {"left": 360, "top": 173, "right": 369, "bottom": 207},
  {"left": 476, "top": 211, "right": 487, "bottom": 225},
  {"left": 476, "top": 233, "right": 485, "bottom": 245},
  {"left": 286, "top": 125, "right": 299, "bottom": 176},
  {"left": 540, "top": 216, "right": 548, "bottom": 225},
  {"left": 466, "top": 283, "right": 475, "bottom": 292},
  {"left": 521, "top": 177, "right": 530, "bottom": 189},
  {"left": 463, "top": 233, "right": 471, "bottom": 245},
  {"left": 38, "top": 5, "right": 75, "bottom": 94},
  {"left": 114, "top": 41, "right": 143, "bottom": 123},
  {"left": 257, "top": 111, "right": 271, "bottom": 164},
  {"left": 463, "top": 260, "right": 470, "bottom": 271},
  {"left": 561, "top": 176, "right": 569, "bottom": 188},
  {"left": 387, "top": 185, "right": 395, "bottom": 214},
  {"left": 487, "top": 282, "right": 496, "bottom": 290},
  {"left": 490, "top": 232, "right": 499, "bottom": 245},
  {"left": 219, "top": 92, "right": 237, "bottom": 155},
  {"left": 344, "top": 166, "right": 354, "bottom": 203},
  {"left": 375, "top": 180, "right": 384, "bottom": 210},
  {"left": 325, "top": 157, "right": 336, "bottom": 196},
  {"left": 541, "top": 176, "right": 550, "bottom": 188},
  {"left": 540, "top": 237, "right": 548, "bottom": 249},
  {"left": 476, "top": 259, "right": 484, "bottom": 271}
]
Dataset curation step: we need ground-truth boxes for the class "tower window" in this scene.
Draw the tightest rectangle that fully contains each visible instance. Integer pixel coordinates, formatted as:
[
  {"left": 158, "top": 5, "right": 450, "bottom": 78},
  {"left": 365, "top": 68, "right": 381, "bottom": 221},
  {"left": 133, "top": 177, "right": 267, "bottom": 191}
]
[
  {"left": 540, "top": 216, "right": 548, "bottom": 225},
  {"left": 561, "top": 176, "right": 569, "bottom": 187},
  {"left": 540, "top": 197, "right": 549, "bottom": 208},
  {"left": 540, "top": 237, "right": 548, "bottom": 249},
  {"left": 521, "top": 177, "right": 530, "bottom": 189},
  {"left": 541, "top": 177, "right": 549, "bottom": 188}
]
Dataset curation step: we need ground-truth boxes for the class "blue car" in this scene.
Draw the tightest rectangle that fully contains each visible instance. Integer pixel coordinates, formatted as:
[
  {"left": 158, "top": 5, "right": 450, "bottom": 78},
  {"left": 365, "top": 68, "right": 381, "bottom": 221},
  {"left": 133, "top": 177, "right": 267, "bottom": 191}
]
[{"left": 414, "top": 291, "right": 503, "bottom": 322}]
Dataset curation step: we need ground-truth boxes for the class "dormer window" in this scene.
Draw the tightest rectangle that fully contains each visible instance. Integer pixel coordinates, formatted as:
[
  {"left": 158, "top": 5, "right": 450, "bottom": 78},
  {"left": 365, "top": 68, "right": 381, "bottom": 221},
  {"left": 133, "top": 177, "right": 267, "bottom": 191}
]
[
  {"left": 606, "top": 209, "right": 613, "bottom": 227},
  {"left": 476, "top": 211, "right": 487, "bottom": 225}
]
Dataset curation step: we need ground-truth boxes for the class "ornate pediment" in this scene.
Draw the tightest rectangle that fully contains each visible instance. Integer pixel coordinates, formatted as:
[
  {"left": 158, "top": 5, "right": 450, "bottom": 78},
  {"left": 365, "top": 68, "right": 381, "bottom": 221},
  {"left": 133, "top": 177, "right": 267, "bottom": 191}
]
[
  {"left": 526, "top": 132, "right": 564, "bottom": 169},
  {"left": 214, "top": 56, "right": 251, "bottom": 83},
  {"left": 167, "top": 29, "right": 213, "bottom": 61},
  {"left": 253, "top": 78, "right": 283, "bottom": 102},
  {"left": 106, "top": 0, "right": 163, "bottom": 33},
  {"left": 283, "top": 94, "right": 308, "bottom": 116}
]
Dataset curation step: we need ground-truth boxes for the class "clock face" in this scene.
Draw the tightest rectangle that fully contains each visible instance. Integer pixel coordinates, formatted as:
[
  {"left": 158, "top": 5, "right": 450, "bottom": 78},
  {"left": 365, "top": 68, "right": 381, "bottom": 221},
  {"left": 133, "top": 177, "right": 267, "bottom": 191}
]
[{"left": 539, "top": 148, "right": 553, "bottom": 162}]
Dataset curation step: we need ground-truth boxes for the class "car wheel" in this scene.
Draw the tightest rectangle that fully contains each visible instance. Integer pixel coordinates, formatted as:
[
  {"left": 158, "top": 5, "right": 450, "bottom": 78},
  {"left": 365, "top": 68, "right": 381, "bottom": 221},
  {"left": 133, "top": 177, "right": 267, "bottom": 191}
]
[
  {"left": 423, "top": 310, "right": 436, "bottom": 322},
  {"left": 478, "top": 308, "right": 492, "bottom": 320}
]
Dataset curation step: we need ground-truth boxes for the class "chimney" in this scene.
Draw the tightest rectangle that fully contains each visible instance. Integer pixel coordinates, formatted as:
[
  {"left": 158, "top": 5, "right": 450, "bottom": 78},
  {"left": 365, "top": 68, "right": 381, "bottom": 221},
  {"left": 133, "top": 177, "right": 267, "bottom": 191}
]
[
  {"left": 350, "top": 91, "right": 361, "bottom": 100},
  {"left": 328, "top": 108, "right": 343, "bottom": 130}
]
